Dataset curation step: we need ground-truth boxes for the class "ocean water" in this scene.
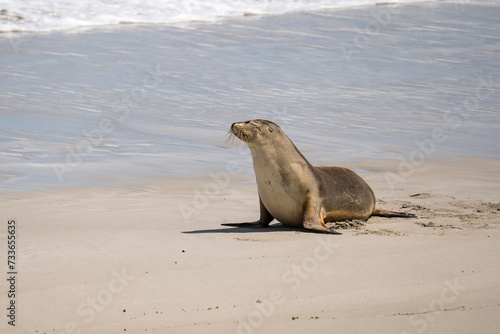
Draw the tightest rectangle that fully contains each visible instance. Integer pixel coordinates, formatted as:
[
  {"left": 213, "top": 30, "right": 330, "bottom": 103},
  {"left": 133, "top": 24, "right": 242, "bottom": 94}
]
[
  {"left": 1, "top": 0, "right": 424, "bottom": 33},
  {"left": 0, "top": 0, "right": 499, "bottom": 192}
]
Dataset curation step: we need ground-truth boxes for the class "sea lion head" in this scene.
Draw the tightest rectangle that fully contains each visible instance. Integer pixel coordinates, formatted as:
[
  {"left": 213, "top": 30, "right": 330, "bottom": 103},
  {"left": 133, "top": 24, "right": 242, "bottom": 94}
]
[{"left": 229, "top": 119, "right": 280, "bottom": 146}]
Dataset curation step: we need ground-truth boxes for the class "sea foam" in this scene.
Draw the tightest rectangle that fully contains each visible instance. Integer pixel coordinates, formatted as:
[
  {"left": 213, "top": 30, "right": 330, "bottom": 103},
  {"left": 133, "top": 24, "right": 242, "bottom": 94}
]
[{"left": 1, "top": 0, "right": 424, "bottom": 33}]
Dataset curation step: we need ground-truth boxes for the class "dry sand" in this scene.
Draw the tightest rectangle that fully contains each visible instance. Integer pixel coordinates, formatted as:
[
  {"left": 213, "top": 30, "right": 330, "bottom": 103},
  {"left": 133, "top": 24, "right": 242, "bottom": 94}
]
[{"left": 1, "top": 155, "right": 499, "bottom": 334}]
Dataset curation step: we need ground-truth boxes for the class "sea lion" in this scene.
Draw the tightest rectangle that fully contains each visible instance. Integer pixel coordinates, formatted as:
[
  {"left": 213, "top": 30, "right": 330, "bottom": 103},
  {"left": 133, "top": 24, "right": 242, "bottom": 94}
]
[{"left": 223, "top": 119, "right": 415, "bottom": 234}]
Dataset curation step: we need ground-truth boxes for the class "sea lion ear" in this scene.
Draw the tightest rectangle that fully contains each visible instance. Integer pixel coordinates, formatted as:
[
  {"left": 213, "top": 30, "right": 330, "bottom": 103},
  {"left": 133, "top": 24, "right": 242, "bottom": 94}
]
[{"left": 268, "top": 127, "right": 273, "bottom": 132}]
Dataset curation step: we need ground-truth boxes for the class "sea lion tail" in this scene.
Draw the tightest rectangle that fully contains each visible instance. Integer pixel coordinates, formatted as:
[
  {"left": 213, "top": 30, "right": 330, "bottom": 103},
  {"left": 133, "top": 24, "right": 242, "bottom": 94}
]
[{"left": 372, "top": 208, "right": 417, "bottom": 218}]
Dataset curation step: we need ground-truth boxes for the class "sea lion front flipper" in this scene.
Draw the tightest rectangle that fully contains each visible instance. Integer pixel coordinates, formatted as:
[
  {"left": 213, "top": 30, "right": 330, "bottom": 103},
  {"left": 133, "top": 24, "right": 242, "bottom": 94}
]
[
  {"left": 222, "top": 221, "right": 270, "bottom": 228},
  {"left": 256, "top": 195, "right": 275, "bottom": 225},
  {"left": 222, "top": 195, "right": 274, "bottom": 229}
]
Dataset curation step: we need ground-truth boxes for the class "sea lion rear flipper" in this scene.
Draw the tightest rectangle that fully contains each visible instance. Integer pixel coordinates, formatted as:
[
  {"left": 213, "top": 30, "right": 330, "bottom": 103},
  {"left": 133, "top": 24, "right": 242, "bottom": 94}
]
[{"left": 372, "top": 208, "right": 417, "bottom": 218}]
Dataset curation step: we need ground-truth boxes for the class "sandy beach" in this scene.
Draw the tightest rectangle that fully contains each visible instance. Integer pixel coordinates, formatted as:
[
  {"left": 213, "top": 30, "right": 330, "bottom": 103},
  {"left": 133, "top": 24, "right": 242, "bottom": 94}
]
[
  {"left": 1, "top": 156, "right": 499, "bottom": 334},
  {"left": 1, "top": 1, "right": 500, "bottom": 333}
]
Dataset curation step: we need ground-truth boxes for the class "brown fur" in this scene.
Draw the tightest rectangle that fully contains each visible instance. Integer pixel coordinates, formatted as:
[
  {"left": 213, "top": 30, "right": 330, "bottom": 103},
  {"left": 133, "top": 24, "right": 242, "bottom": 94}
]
[{"left": 223, "top": 120, "right": 416, "bottom": 234}]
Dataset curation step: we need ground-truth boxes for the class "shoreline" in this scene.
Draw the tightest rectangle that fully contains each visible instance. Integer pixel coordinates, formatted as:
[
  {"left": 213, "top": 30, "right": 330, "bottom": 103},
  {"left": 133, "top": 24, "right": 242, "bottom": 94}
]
[
  {"left": 1, "top": 152, "right": 498, "bottom": 195},
  {"left": 0, "top": 0, "right": 435, "bottom": 34}
]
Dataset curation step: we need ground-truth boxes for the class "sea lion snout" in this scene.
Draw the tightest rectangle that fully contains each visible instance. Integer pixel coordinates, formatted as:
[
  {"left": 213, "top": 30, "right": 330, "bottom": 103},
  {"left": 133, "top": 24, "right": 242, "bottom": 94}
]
[
  {"left": 231, "top": 122, "right": 242, "bottom": 131},
  {"left": 230, "top": 121, "right": 250, "bottom": 143}
]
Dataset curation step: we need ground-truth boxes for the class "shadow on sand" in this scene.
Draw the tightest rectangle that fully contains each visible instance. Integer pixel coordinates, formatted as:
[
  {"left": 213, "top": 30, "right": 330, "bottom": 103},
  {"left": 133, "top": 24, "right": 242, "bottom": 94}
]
[{"left": 182, "top": 223, "right": 342, "bottom": 235}]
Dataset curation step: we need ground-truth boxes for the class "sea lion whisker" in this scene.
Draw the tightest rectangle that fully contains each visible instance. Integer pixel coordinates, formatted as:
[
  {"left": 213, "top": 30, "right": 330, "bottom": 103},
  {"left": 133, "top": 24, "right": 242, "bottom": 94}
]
[{"left": 225, "top": 131, "right": 236, "bottom": 144}]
